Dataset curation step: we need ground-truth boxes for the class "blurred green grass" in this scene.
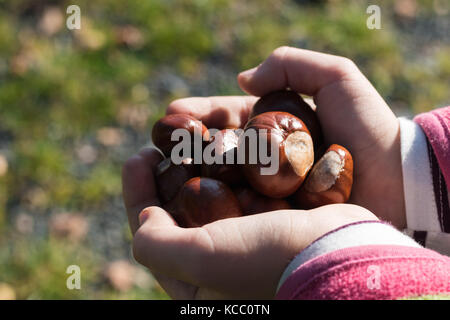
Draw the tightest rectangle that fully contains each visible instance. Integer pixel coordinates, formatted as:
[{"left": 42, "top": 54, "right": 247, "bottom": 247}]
[{"left": 0, "top": 0, "right": 448, "bottom": 299}]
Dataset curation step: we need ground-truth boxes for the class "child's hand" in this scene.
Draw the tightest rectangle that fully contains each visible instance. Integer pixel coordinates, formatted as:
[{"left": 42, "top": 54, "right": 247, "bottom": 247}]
[
  {"left": 122, "top": 148, "right": 377, "bottom": 299},
  {"left": 135, "top": 204, "right": 376, "bottom": 299},
  {"left": 122, "top": 47, "right": 404, "bottom": 299},
  {"left": 168, "top": 47, "right": 406, "bottom": 229}
]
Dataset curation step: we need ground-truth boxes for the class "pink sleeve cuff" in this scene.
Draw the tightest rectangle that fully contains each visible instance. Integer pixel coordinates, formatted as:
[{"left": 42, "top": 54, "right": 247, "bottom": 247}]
[
  {"left": 399, "top": 107, "right": 450, "bottom": 252},
  {"left": 276, "top": 245, "right": 450, "bottom": 300},
  {"left": 412, "top": 107, "right": 450, "bottom": 235},
  {"left": 414, "top": 106, "right": 450, "bottom": 186},
  {"left": 276, "top": 221, "right": 420, "bottom": 292}
]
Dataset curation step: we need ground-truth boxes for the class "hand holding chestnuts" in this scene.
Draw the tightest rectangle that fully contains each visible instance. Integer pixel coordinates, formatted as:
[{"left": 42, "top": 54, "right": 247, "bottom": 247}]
[{"left": 151, "top": 90, "right": 354, "bottom": 228}]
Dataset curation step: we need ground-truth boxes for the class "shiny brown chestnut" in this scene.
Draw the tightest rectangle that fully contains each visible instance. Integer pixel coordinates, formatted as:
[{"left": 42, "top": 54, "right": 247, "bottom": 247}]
[
  {"left": 201, "top": 129, "right": 244, "bottom": 186},
  {"left": 239, "top": 111, "right": 314, "bottom": 198},
  {"left": 152, "top": 114, "right": 209, "bottom": 157},
  {"left": 164, "top": 177, "right": 243, "bottom": 228},
  {"left": 250, "top": 90, "right": 323, "bottom": 151},
  {"left": 234, "top": 187, "right": 291, "bottom": 215},
  {"left": 155, "top": 157, "right": 199, "bottom": 204},
  {"left": 295, "top": 144, "right": 353, "bottom": 209}
]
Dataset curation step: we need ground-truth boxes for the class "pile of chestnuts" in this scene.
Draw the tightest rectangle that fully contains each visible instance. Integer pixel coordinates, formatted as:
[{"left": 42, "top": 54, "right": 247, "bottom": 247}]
[{"left": 152, "top": 90, "right": 354, "bottom": 228}]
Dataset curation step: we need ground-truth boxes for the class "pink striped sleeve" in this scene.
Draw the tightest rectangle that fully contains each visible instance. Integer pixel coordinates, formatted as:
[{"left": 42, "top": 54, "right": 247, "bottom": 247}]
[
  {"left": 414, "top": 106, "right": 450, "bottom": 188},
  {"left": 414, "top": 106, "right": 450, "bottom": 234},
  {"left": 276, "top": 245, "right": 450, "bottom": 300}
]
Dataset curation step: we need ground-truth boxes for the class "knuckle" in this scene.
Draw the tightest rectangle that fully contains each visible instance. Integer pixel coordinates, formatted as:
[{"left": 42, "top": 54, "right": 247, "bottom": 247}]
[
  {"left": 167, "top": 98, "right": 189, "bottom": 115},
  {"left": 334, "top": 57, "right": 359, "bottom": 77},
  {"left": 271, "top": 46, "right": 291, "bottom": 61}
]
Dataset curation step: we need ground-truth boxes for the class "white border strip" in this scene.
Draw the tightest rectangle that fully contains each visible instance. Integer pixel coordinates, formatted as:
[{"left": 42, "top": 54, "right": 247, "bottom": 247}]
[{"left": 399, "top": 118, "right": 440, "bottom": 232}]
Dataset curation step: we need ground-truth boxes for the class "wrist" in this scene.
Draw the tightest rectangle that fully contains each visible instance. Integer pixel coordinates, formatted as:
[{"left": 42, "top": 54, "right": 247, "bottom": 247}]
[
  {"left": 359, "top": 120, "right": 406, "bottom": 229},
  {"left": 382, "top": 126, "right": 406, "bottom": 229}
]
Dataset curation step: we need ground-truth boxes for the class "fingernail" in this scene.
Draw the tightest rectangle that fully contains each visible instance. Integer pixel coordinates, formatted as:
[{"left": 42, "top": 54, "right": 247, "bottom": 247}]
[
  {"left": 138, "top": 210, "right": 150, "bottom": 226},
  {"left": 239, "top": 67, "right": 257, "bottom": 80}
]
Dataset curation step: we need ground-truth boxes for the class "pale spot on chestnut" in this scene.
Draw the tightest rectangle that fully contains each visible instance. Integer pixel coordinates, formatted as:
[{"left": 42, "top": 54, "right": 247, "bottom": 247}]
[
  {"left": 284, "top": 131, "right": 314, "bottom": 178},
  {"left": 304, "top": 150, "right": 345, "bottom": 193}
]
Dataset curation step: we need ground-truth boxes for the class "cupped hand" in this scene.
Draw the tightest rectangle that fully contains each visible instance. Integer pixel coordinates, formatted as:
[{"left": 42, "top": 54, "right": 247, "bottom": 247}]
[
  {"left": 168, "top": 47, "right": 406, "bottom": 229},
  {"left": 123, "top": 148, "right": 377, "bottom": 299},
  {"left": 122, "top": 47, "right": 403, "bottom": 299}
]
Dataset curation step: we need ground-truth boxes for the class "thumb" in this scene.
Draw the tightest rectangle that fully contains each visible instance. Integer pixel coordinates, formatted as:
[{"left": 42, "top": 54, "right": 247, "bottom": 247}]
[
  {"left": 133, "top": 206, "right": 212, "bottom": 286},
  {"left": 136, "top": 206, "right": 203, "bottom": 299},
  {"left": 138, "top": 205, "right": 177, "bottom": 228},
  {"left": 237, "top": 46, "right": 362, "bottom": 97}
]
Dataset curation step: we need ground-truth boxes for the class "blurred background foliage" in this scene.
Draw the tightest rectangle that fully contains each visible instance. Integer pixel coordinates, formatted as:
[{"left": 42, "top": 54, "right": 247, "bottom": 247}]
[{"left": 0, "top": 0, "right": 449, "bottom": 299}]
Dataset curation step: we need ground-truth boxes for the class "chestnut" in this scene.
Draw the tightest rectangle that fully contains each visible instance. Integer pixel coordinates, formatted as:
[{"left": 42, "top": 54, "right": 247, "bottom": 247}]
[
  {"left": 239, "top": 111, "right": 314, "bottom": 198},
  {"left": 201, "top": 129, "right": 244, "bottom": 186},
  {"left": 155, "top": 157, "right": 199, "bottom": 204},
  {"left": 152, "top": 114, "right": 209, "bottom": 158},
  {"left": 294, "top": 144, "right": 353, "bottom": 209},
  {"left": 250, "top": 90, "right": 323, "bottom": 152},
  {"left": 164, "top": 177, "right": 243, "bottom": 228},
  {"left": 234, "top": 187, "right": 291, "bottom": 215}
]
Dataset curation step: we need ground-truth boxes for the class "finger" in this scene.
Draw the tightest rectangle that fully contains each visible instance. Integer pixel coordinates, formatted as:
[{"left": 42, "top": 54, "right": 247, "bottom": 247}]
[
  {"left": 167, "top": 96, "right": 258, "bottom": 129},
  {"left": 122, "top": 147, "right": 163, "bottom": 234},
  {"left": 237, "top": 46, "right": 365, "bottom": 97},
  {"left": 133, "top": 206, "right": 214, "bottom": 286},
  {"left": 139, "top": 209, "right": 200, "bottom": 299},
  {"left": 122, "top": 149, "right": 209, "bottom": 299}
]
